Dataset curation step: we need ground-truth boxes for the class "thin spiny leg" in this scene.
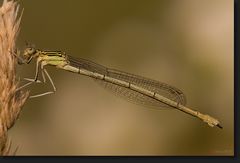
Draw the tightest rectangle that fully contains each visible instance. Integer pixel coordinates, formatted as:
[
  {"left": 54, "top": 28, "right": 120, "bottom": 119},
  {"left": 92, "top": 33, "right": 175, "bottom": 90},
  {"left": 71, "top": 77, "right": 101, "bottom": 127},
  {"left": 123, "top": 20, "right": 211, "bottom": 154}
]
[
  {"left": 43, "top": 69, "right": 56, "bottom": 91},
  {"left": 16, "top": 60, "right": 42, "bottom": 92},
  {"left": 29, "top": 68, "right": 56, "bottom": 98},
  {"left": 41, "top": 69, "right": 46, "bottom": 83},
  {"left": 23, "top": 59, "right": 40, "bottom": 82},
  {"left": 24, "top": 64, "right": 46, "bottom": 83},
  {"left": 10, "top": 49, "right": 26, "bottom": 65},
  {"left": 34, "top": 60, "right": 40, "bottom": 81},
  {"left": 23, "top": 78, "right": 42, "bottom": 83},
  {"left": 16, "top": 79, "right": 41, "bottom": 92},
  {"left": 25, "top": 59, "right": 46, "bottom": 83},
  {"left": 29, "top": 91, "right": 55, "bottom": 98},
  {"left": 10, "top": 49, "right": 33, "bottom": 65},
  {"left": 40, "top": 60, "right": 46, "bottom": 83}
]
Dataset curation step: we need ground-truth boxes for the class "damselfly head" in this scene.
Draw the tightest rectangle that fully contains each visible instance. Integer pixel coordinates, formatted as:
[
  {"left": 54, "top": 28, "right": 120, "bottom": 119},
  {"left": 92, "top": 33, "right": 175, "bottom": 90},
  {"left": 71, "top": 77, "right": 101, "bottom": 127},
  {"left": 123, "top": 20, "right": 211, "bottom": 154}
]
[{"left": 23, "top": 47, "right": 37, "bottom": 60}]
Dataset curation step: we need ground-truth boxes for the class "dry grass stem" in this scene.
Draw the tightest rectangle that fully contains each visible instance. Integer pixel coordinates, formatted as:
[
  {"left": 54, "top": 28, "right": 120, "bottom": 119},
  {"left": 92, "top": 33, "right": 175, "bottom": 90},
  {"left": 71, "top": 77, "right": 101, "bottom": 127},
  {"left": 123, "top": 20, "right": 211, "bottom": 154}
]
[{"left": 0, "top": 0, "right": 28, "bottom": 155}]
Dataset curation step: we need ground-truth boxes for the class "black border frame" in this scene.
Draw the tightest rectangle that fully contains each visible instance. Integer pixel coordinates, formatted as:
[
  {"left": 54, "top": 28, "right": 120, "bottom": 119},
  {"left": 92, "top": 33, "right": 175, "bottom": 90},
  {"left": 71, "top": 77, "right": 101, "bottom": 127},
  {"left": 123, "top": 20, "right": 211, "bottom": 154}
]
[{"left": 0, "top": 0, "right": 239, "bottom": 162}]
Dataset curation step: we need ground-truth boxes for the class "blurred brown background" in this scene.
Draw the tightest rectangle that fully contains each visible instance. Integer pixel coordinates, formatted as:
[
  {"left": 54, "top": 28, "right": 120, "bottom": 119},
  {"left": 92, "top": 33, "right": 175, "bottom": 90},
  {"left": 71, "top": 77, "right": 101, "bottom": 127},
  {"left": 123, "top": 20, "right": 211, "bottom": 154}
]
[{"left": 5, "top": 0, "right": 233, "bottom": 155}]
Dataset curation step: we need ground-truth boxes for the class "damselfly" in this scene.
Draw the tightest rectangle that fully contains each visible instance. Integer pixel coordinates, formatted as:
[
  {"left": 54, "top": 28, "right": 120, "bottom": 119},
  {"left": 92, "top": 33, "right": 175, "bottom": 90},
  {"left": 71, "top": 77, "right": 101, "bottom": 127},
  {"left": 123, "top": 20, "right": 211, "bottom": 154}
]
[{"left": 13, "top": 45, "right": 222, "bottom": 129}]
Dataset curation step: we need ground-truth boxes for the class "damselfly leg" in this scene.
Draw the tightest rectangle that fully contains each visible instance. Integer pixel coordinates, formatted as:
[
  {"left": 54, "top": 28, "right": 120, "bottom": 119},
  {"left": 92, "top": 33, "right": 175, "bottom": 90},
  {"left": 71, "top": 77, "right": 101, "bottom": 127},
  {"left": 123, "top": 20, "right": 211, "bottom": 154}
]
[
  {"left": 28, "top": 68, "right": 56, "bottom": 98},
  {"left": 12, "top": 50, "right": 56, "bottom": 98}
]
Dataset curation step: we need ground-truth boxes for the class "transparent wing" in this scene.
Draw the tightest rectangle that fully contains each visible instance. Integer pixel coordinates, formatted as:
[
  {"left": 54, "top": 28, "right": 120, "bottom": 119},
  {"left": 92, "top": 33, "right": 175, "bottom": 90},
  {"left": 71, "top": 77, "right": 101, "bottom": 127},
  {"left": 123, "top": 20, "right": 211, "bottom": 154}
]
[{"left": 68, "top": 55, "right": 187, "bottom": 109}]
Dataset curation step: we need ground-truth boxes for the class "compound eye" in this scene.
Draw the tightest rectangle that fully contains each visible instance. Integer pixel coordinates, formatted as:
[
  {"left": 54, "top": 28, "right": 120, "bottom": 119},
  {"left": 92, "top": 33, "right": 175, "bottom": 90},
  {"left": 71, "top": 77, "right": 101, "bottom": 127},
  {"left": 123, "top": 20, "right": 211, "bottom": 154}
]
[{"left": 28, "top": 47, "right": 36, "bottom": 54}]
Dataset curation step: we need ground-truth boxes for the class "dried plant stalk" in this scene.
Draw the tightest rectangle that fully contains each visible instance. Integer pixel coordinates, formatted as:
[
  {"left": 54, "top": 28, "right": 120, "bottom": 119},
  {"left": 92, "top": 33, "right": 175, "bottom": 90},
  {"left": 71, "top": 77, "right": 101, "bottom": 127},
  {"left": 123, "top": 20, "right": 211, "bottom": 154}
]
[{"left": 0, "top": 0, "right": 28, "bottom": 155}]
